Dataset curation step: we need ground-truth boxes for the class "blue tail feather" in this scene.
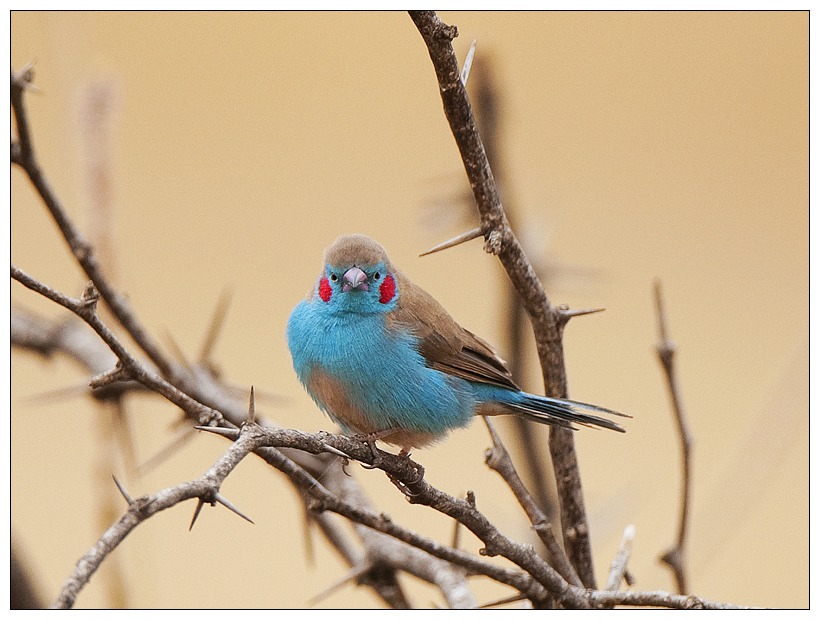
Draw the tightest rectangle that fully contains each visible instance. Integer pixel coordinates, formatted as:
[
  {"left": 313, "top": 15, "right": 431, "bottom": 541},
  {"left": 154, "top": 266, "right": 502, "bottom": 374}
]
[{"left": 482, "top": 387, "right": 628, "bottom": 432}]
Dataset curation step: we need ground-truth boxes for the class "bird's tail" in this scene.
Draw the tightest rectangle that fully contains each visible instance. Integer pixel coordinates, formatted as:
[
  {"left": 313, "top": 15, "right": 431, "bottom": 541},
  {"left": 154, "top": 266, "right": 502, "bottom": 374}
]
[{"left": 499, "top": 391, "right": 629, "bottom": 433}]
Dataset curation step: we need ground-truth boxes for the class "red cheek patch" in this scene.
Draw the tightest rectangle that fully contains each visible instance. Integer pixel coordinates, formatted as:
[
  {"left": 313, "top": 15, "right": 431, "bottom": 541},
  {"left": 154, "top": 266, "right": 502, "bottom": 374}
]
[
  {"left": 318, "top": 276, "right": 332, "bottom": 302},
  {"left": 379, "top": 274, "right": 396, "bottom": 304}
]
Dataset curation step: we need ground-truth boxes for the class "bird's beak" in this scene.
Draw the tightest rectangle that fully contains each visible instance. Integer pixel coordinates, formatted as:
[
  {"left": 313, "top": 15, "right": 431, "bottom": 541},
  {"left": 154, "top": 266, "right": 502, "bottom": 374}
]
[{"left": 342, "top": 267, "right": 369, "bottom": 292}]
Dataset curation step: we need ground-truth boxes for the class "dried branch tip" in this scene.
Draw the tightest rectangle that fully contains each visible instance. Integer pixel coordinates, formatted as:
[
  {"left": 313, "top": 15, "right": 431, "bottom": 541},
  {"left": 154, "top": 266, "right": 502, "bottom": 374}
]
[
  {"left": 89, "top": 364, "right": 128, "bottom": 389},
  {"left": 654, "top": 280, "right": 671, "bottom": 344},
  {"left": 606, "top": 524, "right": 636, "bottom": 592},
  {"left": 419, "top": 227, "right": 483, "bottom": 257},
  {"left": 12, "top": 62, "right": 37, "bottom": 91}
]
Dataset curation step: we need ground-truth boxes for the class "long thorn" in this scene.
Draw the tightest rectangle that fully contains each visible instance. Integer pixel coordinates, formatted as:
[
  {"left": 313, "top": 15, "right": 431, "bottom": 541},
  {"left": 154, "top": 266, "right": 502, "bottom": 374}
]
[
  {"left": 112, "top": 475, "right": 134, "bottom": 505},
  {"left": 189, "top": 499, "right": 206, "bottom": 531},
  {"left": 556, "top": 306, "right": 606, "bottom": 327},
  {"left": 320, "top": 443, "right": 349, "bottom": 459},
  {"left": 215, "top": 493, "right": 254, "bottom": 524},
  {"left": 247, "top": 386, "right": 255, "bottom": 423},
  {"left": 479, "top": 592, "right": 528, "bottom": 609},
  {"left": 460, "top": 39, "right": 478, "bottom": 86},
  {"left": 194, "top": 425, "right": 240, "bottom": 439},
  {"left": 419, "top": 227, "right": 483, "bottom": 257}
]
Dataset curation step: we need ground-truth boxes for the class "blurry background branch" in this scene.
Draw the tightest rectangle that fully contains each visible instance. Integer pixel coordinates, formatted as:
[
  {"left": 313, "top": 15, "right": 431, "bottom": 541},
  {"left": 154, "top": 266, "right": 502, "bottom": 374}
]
[{"left": 654, "top": 281, "right": 694, "bottom": 594}]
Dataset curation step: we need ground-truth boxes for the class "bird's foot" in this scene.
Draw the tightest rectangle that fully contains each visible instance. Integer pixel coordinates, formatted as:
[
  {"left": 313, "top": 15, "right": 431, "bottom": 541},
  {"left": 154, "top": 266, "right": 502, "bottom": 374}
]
[
  {"left": 352, "top": 431, "right": 388, "bottom": 469},
  {"left": 397, "top": 449, "right": 425, "bottom": 485},
  {"left": 384, "top": 448, "right": 425, "bottom": 499},
  {"left": 387, "top": 472, "right": 420, "bottom": 498}
]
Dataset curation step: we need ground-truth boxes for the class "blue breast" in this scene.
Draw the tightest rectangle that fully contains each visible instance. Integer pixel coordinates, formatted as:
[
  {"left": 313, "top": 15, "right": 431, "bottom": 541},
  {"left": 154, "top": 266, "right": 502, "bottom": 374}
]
[{"left": 287, "top": 300, "right": 475, "bottom": 435}]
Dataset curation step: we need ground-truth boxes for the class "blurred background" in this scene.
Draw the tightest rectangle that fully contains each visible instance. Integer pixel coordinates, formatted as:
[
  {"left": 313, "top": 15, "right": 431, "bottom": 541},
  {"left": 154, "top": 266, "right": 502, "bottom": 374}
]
[{"left": 11, "top": 11, "right": 808, "bottom": 609}]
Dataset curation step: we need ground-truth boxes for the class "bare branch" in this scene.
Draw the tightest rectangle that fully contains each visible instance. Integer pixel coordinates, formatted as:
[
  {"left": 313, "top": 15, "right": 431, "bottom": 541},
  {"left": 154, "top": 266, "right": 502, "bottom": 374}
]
[
  {"left": 11, "top": 305, "right": 116, "bottom": 375},
  {"left": 468, "top": 52, "right": 559, "bottom": 532},
  {"left": 587, "top": 590, "right": 754, "bottom": 610},
  {"left": 654, "top": 281, "right": 693, "bottom": 594},
  {"left": 12, "top": 294, "right": 460, "bottom": 607},
  {"left": 409, "top": 10, "right": 600, "bottom": 587},
  {"left": 482, "top": 419, "right": 582, "bottom": 588},
  {"left": 11, "top": 265, "right": 224, "bottom": 427}
]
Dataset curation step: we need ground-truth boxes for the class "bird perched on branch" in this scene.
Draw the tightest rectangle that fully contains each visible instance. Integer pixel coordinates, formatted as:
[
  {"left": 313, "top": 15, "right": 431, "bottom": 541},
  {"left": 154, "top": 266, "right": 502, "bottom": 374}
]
[{"left": 287, "top": 234, "right": 626, "bottom": 455}]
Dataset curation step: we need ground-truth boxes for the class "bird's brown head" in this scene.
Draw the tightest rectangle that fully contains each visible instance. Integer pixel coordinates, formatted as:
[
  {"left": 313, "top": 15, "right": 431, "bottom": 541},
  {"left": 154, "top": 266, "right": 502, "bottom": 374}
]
[{"left": 316, "top": 234, "right": 398, "bottom": 310}]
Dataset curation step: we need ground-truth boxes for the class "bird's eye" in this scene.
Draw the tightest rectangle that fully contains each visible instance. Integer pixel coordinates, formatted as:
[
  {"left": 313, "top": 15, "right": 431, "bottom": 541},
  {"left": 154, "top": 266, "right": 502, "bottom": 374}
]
[
  {"left": 373, "top": 271, "right": 381, "bottom": 281},
  {"left": 329, "top": 274, "right": 338, "bottom": 282}
]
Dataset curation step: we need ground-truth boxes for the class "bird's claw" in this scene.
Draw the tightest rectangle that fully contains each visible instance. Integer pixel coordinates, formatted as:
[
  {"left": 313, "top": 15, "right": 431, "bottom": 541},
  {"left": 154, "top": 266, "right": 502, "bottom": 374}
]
[
  {"left": 387, "top": 472, "right": 421, "bottom": 498},
  {"left": 353, "top": 432, "right": 385, "bottom": 469},
  {"left": 398, "top": 450, "right": 425, "bottom": 485}
]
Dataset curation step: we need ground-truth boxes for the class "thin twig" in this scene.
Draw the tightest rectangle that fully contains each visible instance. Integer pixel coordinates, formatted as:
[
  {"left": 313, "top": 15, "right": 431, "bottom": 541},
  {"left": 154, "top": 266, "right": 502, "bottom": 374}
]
[
  {"left": 482, "top": 419, "right": 582, "bottom": 588},
  {"left": 50, "top": 424, "right": 267, "bottom": 609},
  {"left": 654, "top": 281, "right": 693, "bottom": 594},
  {"left": 605, "top": 524, "right": 636, "bottom": 591},
  {"left": 409, "top": 10, "right": 599, "bottom": 587},
  {"left": 11, "top": 265, "right": 224, "bottom": 427},
  {"left": 12, "top": 69, "right": 179, "bottom": 381}
]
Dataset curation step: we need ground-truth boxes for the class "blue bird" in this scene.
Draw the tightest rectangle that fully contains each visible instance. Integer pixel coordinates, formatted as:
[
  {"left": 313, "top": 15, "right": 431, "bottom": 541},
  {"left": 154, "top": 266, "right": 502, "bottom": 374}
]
[{"left": 287, "top": 234, "right": 626, "bottom": 455}]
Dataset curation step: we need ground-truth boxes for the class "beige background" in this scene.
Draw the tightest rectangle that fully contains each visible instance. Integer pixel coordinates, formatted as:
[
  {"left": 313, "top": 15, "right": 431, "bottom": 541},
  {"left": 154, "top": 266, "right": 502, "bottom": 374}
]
[{"left": 11, "top": 11, "right": 808, "bottom": 609}]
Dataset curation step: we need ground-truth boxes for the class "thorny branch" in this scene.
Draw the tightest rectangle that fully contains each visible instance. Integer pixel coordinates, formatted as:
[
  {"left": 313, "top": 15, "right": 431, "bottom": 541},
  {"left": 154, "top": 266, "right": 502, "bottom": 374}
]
[
  {"left": 654, "top": 281, "right": 693, "bottom": 593},
  {"left": 50, "top": 423, "right": 269, "bottom": 609},
  {"left": 409, "top": 10, "right": 598, "bottom": 587},
  {"left": 483, "top": 419, "right": 582, "bottom": 589}
]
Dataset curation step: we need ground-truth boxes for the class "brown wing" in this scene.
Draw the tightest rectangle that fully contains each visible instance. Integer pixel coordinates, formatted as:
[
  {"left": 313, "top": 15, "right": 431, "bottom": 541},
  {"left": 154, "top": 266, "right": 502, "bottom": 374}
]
[{"left": 388, "top": 272, "right": 520, "bottom": 390}]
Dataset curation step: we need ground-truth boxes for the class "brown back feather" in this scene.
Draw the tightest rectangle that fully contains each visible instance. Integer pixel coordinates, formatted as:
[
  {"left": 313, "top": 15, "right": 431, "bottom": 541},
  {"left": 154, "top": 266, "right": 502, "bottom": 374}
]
[{"left": 389, "top": 272, "right": 519, "bottom": 390}]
